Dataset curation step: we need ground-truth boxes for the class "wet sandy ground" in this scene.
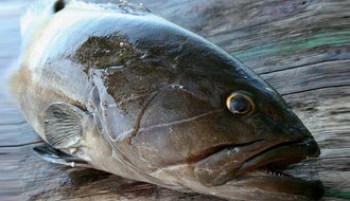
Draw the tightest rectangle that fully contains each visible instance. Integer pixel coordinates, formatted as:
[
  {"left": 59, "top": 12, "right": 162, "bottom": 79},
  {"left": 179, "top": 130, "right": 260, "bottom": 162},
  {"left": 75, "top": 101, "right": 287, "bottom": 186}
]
[{"left": 0, "top": 0, "right": 349, "bottom": 200}]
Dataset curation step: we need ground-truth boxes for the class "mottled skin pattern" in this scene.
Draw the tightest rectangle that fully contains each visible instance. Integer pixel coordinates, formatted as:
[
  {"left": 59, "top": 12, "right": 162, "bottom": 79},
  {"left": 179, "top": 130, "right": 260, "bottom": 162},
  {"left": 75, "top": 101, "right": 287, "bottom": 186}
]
[{"left": 12, "top": 1, "right": 323, "bottom": 200}]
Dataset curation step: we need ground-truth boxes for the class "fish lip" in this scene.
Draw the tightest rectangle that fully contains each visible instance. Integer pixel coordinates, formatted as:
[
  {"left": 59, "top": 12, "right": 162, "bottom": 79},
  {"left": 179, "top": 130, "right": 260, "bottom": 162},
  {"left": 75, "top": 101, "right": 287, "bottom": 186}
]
[
  {"left": 194, "top": 137, "right": 320, "bottom": 186},
  {"left": 240, "top": 138, "right": 320, "bottom": 171}
]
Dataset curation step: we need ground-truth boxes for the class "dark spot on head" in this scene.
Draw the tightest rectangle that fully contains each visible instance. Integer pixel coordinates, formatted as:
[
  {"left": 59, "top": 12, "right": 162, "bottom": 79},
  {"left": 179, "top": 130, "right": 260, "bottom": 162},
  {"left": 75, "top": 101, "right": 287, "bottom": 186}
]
[
  {"left": 53, "top": 0, "right": 65, "bottom": 13},
  {"left": 74, "top": 36, "right": 138, "bottom": 69}
]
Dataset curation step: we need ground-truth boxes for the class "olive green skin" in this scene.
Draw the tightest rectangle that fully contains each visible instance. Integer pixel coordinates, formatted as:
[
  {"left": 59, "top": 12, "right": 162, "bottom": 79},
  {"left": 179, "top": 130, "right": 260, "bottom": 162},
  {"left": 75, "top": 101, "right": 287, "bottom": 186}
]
[{"left": 14, "top": 1, "right": 323, "bottom": 200}]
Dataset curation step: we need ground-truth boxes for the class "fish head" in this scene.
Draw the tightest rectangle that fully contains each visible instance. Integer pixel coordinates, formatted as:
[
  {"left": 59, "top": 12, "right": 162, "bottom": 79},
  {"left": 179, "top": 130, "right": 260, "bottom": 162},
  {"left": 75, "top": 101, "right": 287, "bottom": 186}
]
[{"left": 119, "top": 48, "right": 323, "bottom": 199}]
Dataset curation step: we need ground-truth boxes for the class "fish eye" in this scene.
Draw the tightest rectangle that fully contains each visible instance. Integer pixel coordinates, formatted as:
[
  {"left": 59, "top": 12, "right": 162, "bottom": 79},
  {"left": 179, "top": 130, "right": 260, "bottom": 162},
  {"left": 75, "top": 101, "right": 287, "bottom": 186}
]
[{"left": 226, "top": 92, "right": 255, "bottom": 115}]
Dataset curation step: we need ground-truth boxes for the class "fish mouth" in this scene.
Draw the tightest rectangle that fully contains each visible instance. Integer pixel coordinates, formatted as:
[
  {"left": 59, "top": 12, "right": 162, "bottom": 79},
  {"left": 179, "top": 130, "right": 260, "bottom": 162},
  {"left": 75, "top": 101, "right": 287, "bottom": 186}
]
[{"left": 193, "top": 137, "right": 324, "bottom": 199}]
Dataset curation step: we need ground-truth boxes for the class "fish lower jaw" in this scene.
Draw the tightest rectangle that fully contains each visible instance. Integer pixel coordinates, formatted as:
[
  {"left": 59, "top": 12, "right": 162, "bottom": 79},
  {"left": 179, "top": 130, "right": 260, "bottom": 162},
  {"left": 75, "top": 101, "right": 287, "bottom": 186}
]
[
  {"left": 220, "top": 163, "right": 324, "bottom": 200},
  {"left": 224, "top": 178, "right": 324, "bottom": 201}
]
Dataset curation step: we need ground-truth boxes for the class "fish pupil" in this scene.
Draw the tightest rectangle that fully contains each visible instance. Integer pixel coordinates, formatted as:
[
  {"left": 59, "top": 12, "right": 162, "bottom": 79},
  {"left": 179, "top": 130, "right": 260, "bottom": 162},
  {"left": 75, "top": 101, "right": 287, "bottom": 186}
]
[{"left": 230, "top": 96, "right": 250, "bottom": 114}]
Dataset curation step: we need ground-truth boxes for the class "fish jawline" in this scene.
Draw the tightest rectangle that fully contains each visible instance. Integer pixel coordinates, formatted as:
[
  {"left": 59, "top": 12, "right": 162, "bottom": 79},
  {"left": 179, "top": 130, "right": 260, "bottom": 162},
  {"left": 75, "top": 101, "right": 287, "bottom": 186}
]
[{"left": 225, "top": 171, "right": 324, "bottom": 200}]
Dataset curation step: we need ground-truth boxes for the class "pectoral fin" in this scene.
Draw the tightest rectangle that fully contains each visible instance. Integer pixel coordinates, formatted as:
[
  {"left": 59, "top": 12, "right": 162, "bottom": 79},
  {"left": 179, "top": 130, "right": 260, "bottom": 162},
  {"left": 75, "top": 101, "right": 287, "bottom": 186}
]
[
  {"left": 44, "top": 103, "right": 87, "bottom": 149},
  {"left": 33, "top": 144, "right": 91, "bottom": 168}
]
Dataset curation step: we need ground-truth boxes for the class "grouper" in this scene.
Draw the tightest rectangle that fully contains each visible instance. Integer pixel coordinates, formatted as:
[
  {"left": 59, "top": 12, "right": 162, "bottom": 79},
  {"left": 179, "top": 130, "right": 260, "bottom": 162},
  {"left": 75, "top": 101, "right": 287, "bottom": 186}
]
[{"left": 11, "top": 0, "right": 324, "bottom": 200}]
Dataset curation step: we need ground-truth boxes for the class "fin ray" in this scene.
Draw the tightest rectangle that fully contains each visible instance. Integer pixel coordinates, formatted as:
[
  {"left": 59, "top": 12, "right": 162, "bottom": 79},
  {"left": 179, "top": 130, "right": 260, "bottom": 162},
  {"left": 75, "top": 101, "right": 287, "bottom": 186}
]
[
  {"left": 44, "top": 103, "right": 85, "bottom": 149},
  {"left": 33, "top": 144, "right": 91, "bottom": 168}
]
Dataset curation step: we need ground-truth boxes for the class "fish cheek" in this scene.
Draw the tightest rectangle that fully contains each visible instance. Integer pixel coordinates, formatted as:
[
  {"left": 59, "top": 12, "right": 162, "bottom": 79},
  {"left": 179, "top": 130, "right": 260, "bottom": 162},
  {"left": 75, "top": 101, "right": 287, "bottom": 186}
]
[
  {"left": 132, "top": 123, "right": 209, "bottom": 167},
  {"left": 131, "top": 112, "right": 255, "bottom": 168},
  {"left": 127, "top": 88, "right": 212, "bottom": 166},
  {"left": 132, "top": 126, "right": 186, "bottom": 166}
]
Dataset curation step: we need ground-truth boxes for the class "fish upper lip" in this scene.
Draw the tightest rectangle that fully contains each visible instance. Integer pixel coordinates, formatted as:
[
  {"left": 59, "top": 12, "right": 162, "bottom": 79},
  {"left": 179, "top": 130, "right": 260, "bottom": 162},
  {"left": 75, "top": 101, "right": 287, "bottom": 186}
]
[
  {"left": 193, "top": 137, "right": 320, "bottom": 186},
  {"left": 239, "top": 138, "right": 320, "bottom": 176}
]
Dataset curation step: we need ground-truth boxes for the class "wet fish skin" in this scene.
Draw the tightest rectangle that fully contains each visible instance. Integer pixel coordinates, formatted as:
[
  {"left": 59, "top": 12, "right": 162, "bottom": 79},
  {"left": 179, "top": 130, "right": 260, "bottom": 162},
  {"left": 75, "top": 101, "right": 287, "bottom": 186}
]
[{"left": 11, "top": 1, "right": 323, "bottom": 200}]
